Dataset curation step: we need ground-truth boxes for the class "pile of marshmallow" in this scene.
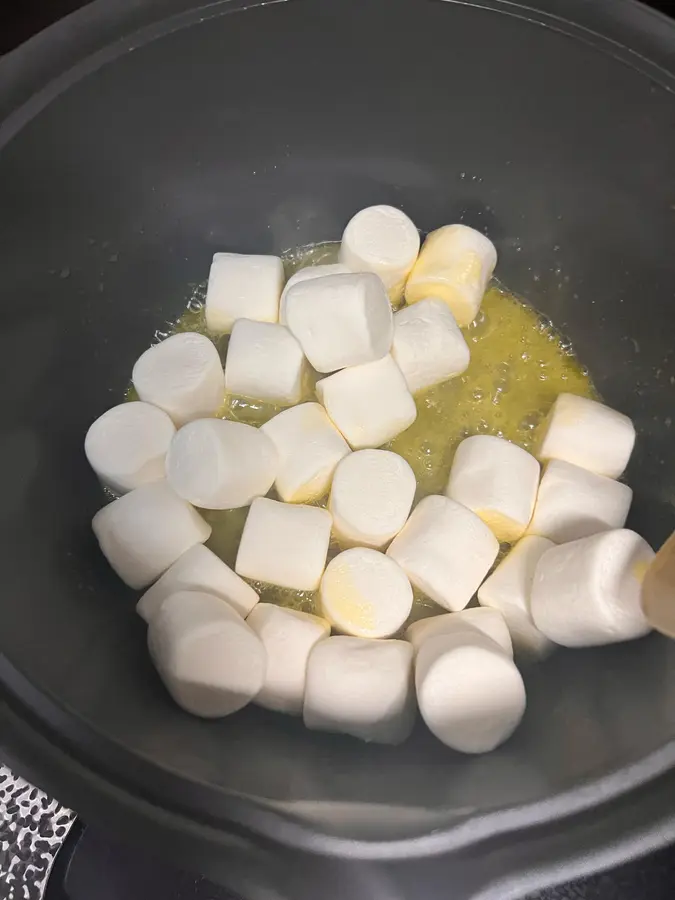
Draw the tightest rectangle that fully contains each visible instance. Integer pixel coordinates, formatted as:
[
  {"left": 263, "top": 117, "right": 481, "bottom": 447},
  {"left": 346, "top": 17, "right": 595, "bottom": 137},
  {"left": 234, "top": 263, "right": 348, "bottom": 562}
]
[{"left": 85, "top": 205, "right": 654, "bottom": 755}]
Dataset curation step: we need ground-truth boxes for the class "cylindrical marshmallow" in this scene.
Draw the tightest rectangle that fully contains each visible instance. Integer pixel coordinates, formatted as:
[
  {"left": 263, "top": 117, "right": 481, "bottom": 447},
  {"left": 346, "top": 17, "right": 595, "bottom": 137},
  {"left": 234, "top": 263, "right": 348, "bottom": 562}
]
[
  {"left": 279, "top": 264, "right": 350, "bottom": 325},
  {"left": 235, "top": 497, "right": 332, "bottom": 591},
  {"left": 531, "top": 529, "right": 654, "bottom": 647},
  {"left": 528, "top": 459, "right": 633, "bottom": 544},
  {"left": 285, "top": 272, "right": 393, "bottom": 373},
  {"left": 406, "top": 608, "right": 513, "bottom": 657},
  {"left": 392, "top": 298, "right": 470, "bottom": 394},
  {"left": 316, "top": 355, "right": 417, "bottom": 449},
  {"left": 387, "top": 495, "right": 499, "bottom": 612},
  {"left": 339, "top": 205, "right": 420, "bottom": 304},
  {"left": 261, "top": 403, "right": 350, "bottom": 503},
  {"left": 92, "top": 481, "right": 211, "bottom": 589},
  {"left": 319, "top": 548, "right": 413, "bottom": 639},
  {"left": 477, "top": 535, "right": 554, "bottom": 659},
  {"left": 137, "top": 543, "right": 259, "bottom": 623},
  {"left": 304, "top": 636, "right": 416, "bottom": 744},
  {"left": 416, "top": 631, "right": 526, "bottom": 754},
  {"left": 224, "top": 319, "right": 308, "bottom": 406},
  {"left": 205, "top": 252, "right": 284, "bottom": 333},
  {"left": 537, "top": 393, "right": 635, "bottom": 479},
  {"left": 132, "top": 332, "right": 225, "bottom": 427},
  {"left": 247, "top": 604, "right": 330, "bottom": 715},
  {"left": 85, "top": 401, "right": 176, "bottom": 495},
  {"left": 329, "top": 449, "right": 416, "bottom": 549},
  {"left": 148, "top": 590, "right": 266, "bottom": 718},
  {"left": 446, "top": 435, "right": 540, "bottom": 542},
  {"left": 405, "top": 224, "right": 497, "bottom": 326},
  {"left": 166, "top": 418, "right": 278, "bottom": 510}
]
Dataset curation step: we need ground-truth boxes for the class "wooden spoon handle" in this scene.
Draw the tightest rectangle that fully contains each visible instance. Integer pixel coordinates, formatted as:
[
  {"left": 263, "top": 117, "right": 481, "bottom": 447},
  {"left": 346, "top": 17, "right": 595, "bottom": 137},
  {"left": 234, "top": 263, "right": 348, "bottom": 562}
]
[{"left": 642, "top": 530, "right": 675, "bottom": 638}]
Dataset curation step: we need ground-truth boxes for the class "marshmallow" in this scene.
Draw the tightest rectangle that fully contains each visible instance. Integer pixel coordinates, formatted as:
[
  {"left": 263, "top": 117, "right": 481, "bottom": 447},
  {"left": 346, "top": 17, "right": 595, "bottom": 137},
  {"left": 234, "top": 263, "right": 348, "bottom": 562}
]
[
  {"left": 224, "top": 319, "right": 307, "bottom": 406},
  {"left": 537, "top": 393, "right": 635, "bottom": 479},
  {"left": 339, "top": 205, "right": 420, "bottom": 303},
  {"left": 285, "top": 273, "right": 393, "bottom": 373},
  {"left": 319, "top": 548, "right": 413, "bottom": 639},
  {"left": 204, "top": 252, "right": 283, "bottom": 333},
  {"left": 387, "top": 495, "right": 499, "bottom": 612},
  {"left": 528, "top": 459, "right": 633, "bottom": 544},
  {"left": 85, "top": 401, "right": 175, "bottom": 495},
  {"left": 260, "top": 403, "right": 350, "bottom": 503},
  {"left": 531, "top": 529, "right": 654, "bottom": 647},
  {"left": 148, "top": 591, "right": 265, "bottom": 718},
  {"left": 405, "top": 224, "right": 497, "bottom": 326},
  {"left": 478, "top": 536, "right": 553, "bottom": 659},
  {"left": 406, "top": 608, "right": 513, "bottom": 657},
  {"left": 92, "top": 481, "right": 211, "bottom": 589},
  {"left": 416, "top": 631, "right": 526, "bottom": 753},
  {"left": 279, "top": 264, "right": 350, "bottom": 325},
  {"left": 247, "top": 604, "right": 330, "bottom": 714},
  {"left": 329, "top": 449, "right": 416, "bottom": 549},
  {"left": 304, "top": 636, "right": 416, "bottom": 744},
  {"left": 132, "top": 332, "right": 225, "bottom": 427},
  {"left": 235, "top": 497, "right": 332, "bottom": 591},
  {"left": 316, "top": 355, "right": 417, "bottom": 449},
  {"left": 166, "top": 418, "right": 277, "bottom": 510},
  {"left": 137, "top": 544, "right": 259, "bottom": 623},
  {"left": 392, "top": 299, "right": 470, "bottom": 394},
  {"left": 446, "top": 435, "right": 540, "bottom": 542}
]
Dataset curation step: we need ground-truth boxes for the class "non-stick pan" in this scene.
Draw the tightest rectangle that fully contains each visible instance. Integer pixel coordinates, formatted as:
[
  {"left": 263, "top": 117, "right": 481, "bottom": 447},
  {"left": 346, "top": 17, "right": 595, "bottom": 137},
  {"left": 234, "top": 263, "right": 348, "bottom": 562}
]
[{"left": 1, "top": 1, "right": 675, "bottom": 897}]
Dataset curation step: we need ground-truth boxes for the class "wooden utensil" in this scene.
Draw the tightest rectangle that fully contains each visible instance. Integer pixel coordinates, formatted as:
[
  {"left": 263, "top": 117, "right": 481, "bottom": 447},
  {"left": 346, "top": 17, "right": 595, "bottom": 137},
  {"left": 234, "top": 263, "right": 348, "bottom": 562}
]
[{"left": 642, "top": 530, "right": 675, "bottom": 638}]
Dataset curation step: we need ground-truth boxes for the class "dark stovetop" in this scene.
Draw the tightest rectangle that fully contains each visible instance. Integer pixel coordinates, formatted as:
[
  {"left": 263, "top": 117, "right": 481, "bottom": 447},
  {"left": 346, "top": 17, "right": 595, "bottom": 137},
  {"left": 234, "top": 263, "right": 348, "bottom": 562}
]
[
  {"left": 2, "top": 1, "right": 675, "bottom": 898},
  {"left": 42, "top": 821, "right": 675, "bottom": 900}
]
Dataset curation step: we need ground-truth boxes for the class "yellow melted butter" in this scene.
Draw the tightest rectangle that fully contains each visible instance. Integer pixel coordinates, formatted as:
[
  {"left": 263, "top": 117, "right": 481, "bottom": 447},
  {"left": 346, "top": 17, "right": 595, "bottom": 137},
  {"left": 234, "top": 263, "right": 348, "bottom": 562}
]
[
  {"left": 140, "top": 242, "right": 595, "bottom": 621},
  {"left": 632, "top": 560, "right": 650, "bottom": 584}
]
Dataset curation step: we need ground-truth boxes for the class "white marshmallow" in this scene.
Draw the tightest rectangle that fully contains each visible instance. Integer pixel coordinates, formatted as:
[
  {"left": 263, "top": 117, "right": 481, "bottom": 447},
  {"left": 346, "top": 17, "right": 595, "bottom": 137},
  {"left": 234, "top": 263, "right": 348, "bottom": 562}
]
[
  {"left": 224, "top": 319, "right": 307, "bottom": 406},
  {"left": 261, "top": 403, "right": 350, "bottom": 503},
  {"left": 279, "top": 264, "right": 350, "bottom": 325},
  {"left": 392, "top": 299, "right": 470, "bottom": 394},
  {"left": 416, "top": 631, "right": 526, "bottom": 754},
  {"left": 285, "top": 273, "right": 393, "bottom": 373},
  {"left": 85, "top": 401, "right": 175, "bottom": 495},
  {"left": 92, "top": 481, "right": 211, "bottom": 589},
  {"left": 528, "top": 459, "right": 633, "bottom": 544},
  {"left": 446, "top": 435, "right": 540, "bottom": 542},
  {"left": 406, "top": 608, "right": 513, "bottom": 657},
  {"left": 329, "top": 449, "right": 416, "bottom": 549},
  {"left": 537, "top": 393, "right": 635, "bottom": 479},
  {"left": 531, "top": 529, "right": 654, "bottom": 647},
  {"left": 247, "top": 604, "right": 330, "bottom": 714},
  {"left": 235, "top": 497, "right": 332, "bottom": 591},
  {"left": 405, "top": 224, "right": 497, "bottom": 326},
  {"left": 319, "top": 548, "right": 413, "bottom": 639},
  {"left": 137, "top": 544, "right": 259, "bottom": 623},
  {"left": 204, "top": 252, "right": 283, "bottom": 333},
  {"left": 478, "top": 536, "right": 554, "bottom": 659},
  {"left": 387, "top": 495, "right": 499, "bottom": 612},
  {"left": 132, "top": 332, "right": 225, "bottom": 427},
  {"left": 304, "top": 636, "right": 415, "bottom": 744},
  {"left": 148, "top": 591, "right": 265, "bottom": 718},
  {"left": 339, "top": 205, "right": 420, "bottom": 303},
  {"left": 316, "top": 355, "right": 417, "bottom": 450},
  {"left": 166, "top": 418, "right": 277, "bottom": 510}
]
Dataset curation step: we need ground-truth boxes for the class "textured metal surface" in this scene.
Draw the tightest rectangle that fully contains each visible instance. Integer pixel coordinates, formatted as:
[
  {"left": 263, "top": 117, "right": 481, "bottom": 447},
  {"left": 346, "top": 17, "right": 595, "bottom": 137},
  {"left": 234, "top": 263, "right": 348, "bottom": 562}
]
[{"left": 0, "top": 766, "right": 73, "bottom": 900}]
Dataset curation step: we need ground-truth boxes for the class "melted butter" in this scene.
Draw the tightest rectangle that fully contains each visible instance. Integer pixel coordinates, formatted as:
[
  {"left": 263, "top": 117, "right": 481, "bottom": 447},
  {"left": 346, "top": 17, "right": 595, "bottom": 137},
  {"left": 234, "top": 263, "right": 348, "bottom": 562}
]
[
  {"left": 632, "top": 559, "right": 650, "bottom": 584},
  {"left": 139, "top": 241, "right": 596, "bottom": 619},
  {"left": 388, "top": 284, "right": 596, "bottom": 498}
]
